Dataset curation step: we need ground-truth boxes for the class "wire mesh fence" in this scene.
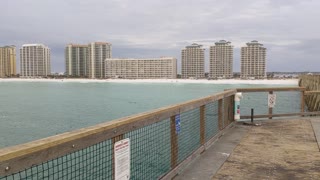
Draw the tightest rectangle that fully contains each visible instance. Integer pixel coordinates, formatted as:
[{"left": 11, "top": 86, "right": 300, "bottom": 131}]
[
  {"left": 1, "top": 88, "right": 306, "bottom": 180},
  {"left": 205, "top": 102, "right": 219, "bottom": 141},
  {"left": 1, "top": 139, "right": 113, "bottom": 180},
  {"left": 240, "top": 90, "right": 303, "bottom": 119},
  {"left": 0, "top": 89, "right": 240, "bottom": 180},
  {"left": 241, "top": 92, "right": 269, "bottom": 116},
  {"left": 177, "top": 108, "right": 201, "bottom": 163},
  {"left": 124, "top": 118, "right": 171, "bottom": 180},
  {"left": 273, "top": 91, "right": 301, "bottom": 114}
]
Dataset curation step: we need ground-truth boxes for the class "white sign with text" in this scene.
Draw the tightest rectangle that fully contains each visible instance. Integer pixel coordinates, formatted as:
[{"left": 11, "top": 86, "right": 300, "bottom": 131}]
[{"left": 114, "top": 138, "right": 130, "bottom": 180}]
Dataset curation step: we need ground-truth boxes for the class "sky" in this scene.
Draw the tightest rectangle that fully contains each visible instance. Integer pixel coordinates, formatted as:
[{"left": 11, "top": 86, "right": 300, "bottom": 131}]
[{"left": 1, "top": 0, "right": 320, "bottom": 73}]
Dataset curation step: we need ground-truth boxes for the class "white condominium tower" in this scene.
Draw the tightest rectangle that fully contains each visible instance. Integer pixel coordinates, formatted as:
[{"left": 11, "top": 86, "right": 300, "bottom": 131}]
[
  {"left": 181, "top": 43, "right": 205, "bottom": 79},
  {"left": 105, "top": 57, "right": 177, "bottom": 79},
  {"left": 241, "top": 40, "right": 266, "bottom": 79},
  {"left": 0, "top": 45, "right": 16, "bottom": 77},
  {"left": 65, "top": 44, "right": 88, "bottom": 77},
  {"left": 20, "top": 44, "right": 51, "bottom": 77},
  {"left": 88, "top": 42, "right": 112, "bottom": 78},
  {"left": 209, "top": 40, "right": 233, "bottom": 79}
]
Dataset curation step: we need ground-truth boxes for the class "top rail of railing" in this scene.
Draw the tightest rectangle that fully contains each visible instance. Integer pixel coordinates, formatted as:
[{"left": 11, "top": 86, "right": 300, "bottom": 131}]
[
  {"left": 0, "top": 89, "right": 236, "bottom": 176},
  {"left": 236, "top": 87, "right": 306, "bottom": 92}
]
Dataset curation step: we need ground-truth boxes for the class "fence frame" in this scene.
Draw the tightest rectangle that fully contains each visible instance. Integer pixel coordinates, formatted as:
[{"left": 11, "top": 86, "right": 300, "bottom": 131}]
[
  {"left": 236, "top": 87, "right": 306, "bottom": 119},
  {"left": 0, "top": 90, "right": 236, "bottom": 178},
  {"left": 2, "top": 86, "right": 319, "bottom": 179}
]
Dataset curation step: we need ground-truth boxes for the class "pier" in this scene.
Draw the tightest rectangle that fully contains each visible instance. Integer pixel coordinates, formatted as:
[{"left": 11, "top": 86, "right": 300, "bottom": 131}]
[{"left": 1, "top": 86, "right": 320, "bottom": 179}]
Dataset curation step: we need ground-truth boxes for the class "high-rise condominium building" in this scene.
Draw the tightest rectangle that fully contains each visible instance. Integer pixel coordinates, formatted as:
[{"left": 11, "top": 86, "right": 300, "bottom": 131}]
[
  {"left": 209, "top": 40, "right": 233, "bottom": 79},
  {"left": 20, "top": 44, "right": 51, "bottom": 77},
  {"left": 0, "top": 45, "right": 16, "bottom": 77},
  {"left": 65, "top": 44, "right": 88, "bottom": 77},
  {"left": 88, "top": 42, "right": 112, "bottom": 78},
  {"left": 105, "top": 57, "right": 177, "bottom": 79},
  {"left": 241, "top": 40, "right": 266, "bottom": 79},
  {"left": 181, "top": 43, "right": 205, "bottom": 79}
]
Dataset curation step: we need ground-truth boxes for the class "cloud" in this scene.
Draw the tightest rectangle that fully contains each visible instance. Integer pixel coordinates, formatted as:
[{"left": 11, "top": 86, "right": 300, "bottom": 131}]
[{"left": 1, "top": 0, "right": 320, "bottom": 73}]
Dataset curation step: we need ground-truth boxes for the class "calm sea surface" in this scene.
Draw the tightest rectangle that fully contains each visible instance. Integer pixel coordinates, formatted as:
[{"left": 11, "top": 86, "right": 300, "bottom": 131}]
[{"left": 0, "top": 82, "right": 296, "bottom": 148}]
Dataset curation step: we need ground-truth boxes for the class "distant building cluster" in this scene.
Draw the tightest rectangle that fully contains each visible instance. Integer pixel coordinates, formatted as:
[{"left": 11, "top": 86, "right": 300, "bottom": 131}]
[
  {"left": 67, "top": 42, "right": 177, "bottom": 79},
  {"left": 182, "top": 40, "right": 266, "bottom": 79},
  {"left": 1, "top": 40, "right": 267, "bottom": 79}
]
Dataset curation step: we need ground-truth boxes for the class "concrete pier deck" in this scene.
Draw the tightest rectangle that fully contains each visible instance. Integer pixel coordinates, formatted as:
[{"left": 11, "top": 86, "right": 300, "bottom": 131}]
[{"left": 174, "top": 118, "right": 320, "bottom": 180}]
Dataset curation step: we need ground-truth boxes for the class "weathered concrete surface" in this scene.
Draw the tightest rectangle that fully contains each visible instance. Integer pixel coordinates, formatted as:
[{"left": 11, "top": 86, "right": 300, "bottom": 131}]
[
  {"left": 173, "top": 124, "right": 251, "bottom": 180},
  {"left": 213, "top": 119, "right": 320, "bottom": 180}
]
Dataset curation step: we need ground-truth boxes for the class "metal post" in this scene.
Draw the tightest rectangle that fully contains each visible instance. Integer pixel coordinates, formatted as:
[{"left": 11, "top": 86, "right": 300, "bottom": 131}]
[
  {"left": 251, "top": 108, "right": 254, "bottom": 123},
  {"left": 301, "top": 90, "right": 305, "bottom": 117},
  {"left": 218, "top": 99, "right": 223, "bottom": 130},
  {"left": 170, "top": 115, "right": 178, "bottom": 168},
  {"left": 200, "top": 105, "right": 206, "bottom": 145}
]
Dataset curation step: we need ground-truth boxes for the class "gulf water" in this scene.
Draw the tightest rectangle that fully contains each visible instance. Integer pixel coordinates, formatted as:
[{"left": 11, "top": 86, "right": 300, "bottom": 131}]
[{"left": 0, "top": 82, "right": 297, "bottom": 148}]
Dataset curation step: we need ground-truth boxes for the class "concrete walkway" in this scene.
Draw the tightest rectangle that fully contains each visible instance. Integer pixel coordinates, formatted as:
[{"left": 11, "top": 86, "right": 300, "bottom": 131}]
[
  {"left": 174, "top": 123, "right": 251, "bottom": 180},
  {"left": 213, "top": 119, "right": 320, "bottom": 179},
  {"left": 174, "top": 118, "right": 320, "bottom": 180}
]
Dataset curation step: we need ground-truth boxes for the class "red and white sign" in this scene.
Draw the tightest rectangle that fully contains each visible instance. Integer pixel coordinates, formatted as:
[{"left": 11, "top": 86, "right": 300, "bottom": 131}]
[{"left": 114, "top": 138, "right": 130, "bottom": 180}]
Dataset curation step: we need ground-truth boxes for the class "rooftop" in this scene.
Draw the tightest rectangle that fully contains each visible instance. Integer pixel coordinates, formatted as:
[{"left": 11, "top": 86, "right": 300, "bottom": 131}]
[
  {"left": 246, "top": 40, "right": 264, "bottom": 46},
  {"left": 22, "top": 44, "right": 47, "bottom": 47},
  {"left": 67, "top": 44, "right": 88, "bottom": 47},
  {"left": 185, "top": 43, "right": 203, "bottom": 48},
  {"left": 105, "top": 57, "right": 176, "bottom": 61},
  {"left": 90, "top": 42, "right": 112, "bottom": 45}
]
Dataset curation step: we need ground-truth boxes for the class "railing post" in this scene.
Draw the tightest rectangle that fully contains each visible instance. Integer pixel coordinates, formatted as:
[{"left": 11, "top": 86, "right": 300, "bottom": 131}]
[
  {"left": 112, "top": 134, "right": 124, "bottom": 180},
  {"left": 229, "top": 95, "right": 235, "bottom": 124},
  {"left": 200, "top": 105, "right": 206, "bottom": 145},
  {"left": 269, "top": 91, "right": 273, "bottom": 119},
  {"left": 301, "top": 90, "right": 305, "bottom": 116},
  {"left": 223, "top": 97, "right": 229, "bottom": 126},
  {"left": 170, "top": 115, "right": 178, "bottom": 168},
  {"left": 218, "top": 99, "right": 223, "bottom": 130}
]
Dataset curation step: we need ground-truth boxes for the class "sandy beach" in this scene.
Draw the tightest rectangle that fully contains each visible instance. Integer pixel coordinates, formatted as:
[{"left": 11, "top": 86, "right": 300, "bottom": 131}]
[{"left": 0, "top": 78, "right": 299, "bottom": 85}]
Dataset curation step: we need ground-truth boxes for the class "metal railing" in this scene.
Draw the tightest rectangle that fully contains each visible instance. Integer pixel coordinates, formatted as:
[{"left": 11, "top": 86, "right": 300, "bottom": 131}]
[
  {"left": 236, "top": 87, "right": 320, "bottom": 119},
  {"left": 0, "top": 89, "right": 236, "bottom": 180},
  {"left": 1, "top": 87, "right": 319, "bottom": 180}
]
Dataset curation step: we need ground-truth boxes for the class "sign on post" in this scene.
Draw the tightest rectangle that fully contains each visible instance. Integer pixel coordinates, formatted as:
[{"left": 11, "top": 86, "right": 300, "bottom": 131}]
[
  {"left": 175, "top": 114, "right": 181, "bottom": 134},
  {"left": 114, "top": 138, "right": 130, "bottom": 180},
  {"left": 268, "top": 94, "right": 276, "bottom": 108}
]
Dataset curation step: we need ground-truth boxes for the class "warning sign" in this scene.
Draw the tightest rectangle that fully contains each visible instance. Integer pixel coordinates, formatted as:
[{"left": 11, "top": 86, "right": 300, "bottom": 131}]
[
  {"left": 114, "top": 138, "right": 130, "bottom": 180},
  {"left": 268, "top": 94, "right": 276, "bottom": 108}
]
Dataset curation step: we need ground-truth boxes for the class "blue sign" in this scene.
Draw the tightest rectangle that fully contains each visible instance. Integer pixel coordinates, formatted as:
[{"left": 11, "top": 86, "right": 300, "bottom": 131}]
[{"left": 175, "top": 114, "right": 181, "bottom": 134}]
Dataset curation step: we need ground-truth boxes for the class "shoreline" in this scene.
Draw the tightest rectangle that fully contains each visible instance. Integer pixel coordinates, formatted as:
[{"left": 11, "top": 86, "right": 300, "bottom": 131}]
[{"left": 0, "top": 78, "right": 298, "bottom": 85}]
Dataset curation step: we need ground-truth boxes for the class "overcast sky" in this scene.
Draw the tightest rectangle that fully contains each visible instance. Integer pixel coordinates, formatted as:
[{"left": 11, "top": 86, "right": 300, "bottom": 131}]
[{"left": 1, "top": 0, "right": 319, "bottom": 73}]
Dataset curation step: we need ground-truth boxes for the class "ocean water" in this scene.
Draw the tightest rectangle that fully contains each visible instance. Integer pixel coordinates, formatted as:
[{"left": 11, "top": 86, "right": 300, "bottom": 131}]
[{"left": 0, "top": 82, "right": 297, "bottom": 148}]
